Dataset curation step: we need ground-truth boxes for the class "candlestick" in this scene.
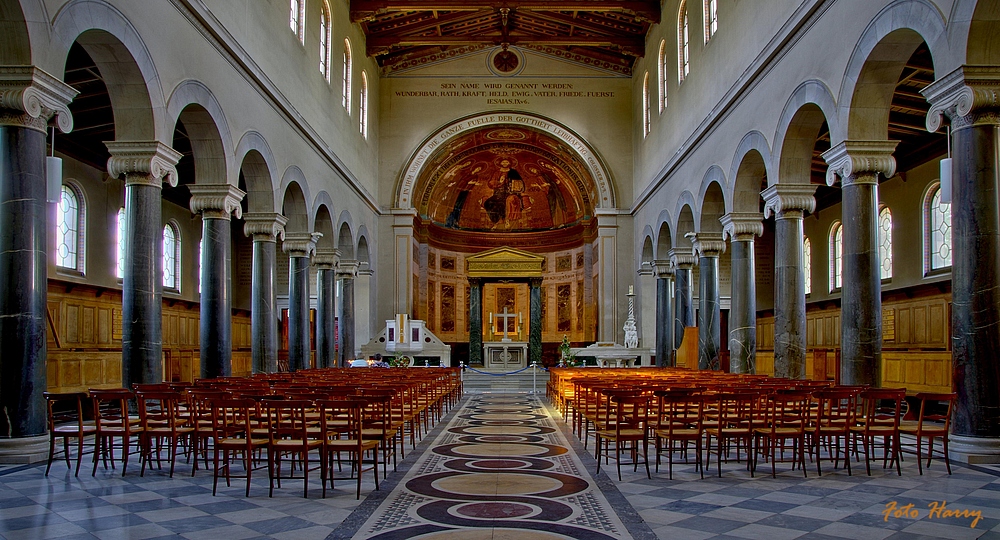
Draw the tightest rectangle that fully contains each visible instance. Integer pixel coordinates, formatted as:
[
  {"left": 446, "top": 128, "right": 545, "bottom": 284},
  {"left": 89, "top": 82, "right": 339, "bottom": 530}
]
[{"left": 628, "top": 285, "right": 634, "bottom": 295}]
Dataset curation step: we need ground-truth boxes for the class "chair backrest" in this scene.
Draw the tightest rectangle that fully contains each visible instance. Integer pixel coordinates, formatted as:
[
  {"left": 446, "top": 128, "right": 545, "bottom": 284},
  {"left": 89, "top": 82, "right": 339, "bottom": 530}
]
[
  {"left": 90, "top": 389, "right": 134, "bottom": 434},
  {"left": 611, "top": 394, "right": 650, "bottom": 432},
  {"left": 317, "top": 398, "right": 367, "bottom": 441},
  {"left": 209, "top": 397, "right": 255, "bottom": 440},
  {"left": 713, "top": 392, "right": 757, "bottom": 429},
  {"left": 135, "top": 391, "right": 185, "bottom": 432},
  {"left": 654, "top": 390, "right": 705, "bottom": 434},
  {"left": 915, "top": 392, "right": 957, "bottom": 430},
  {"left": 263, "top": 398, "right": 315, "bottom": 443},
  {"left": 762, "top": 390, "right": 811, "bottom": 433},
  {"left": 812, "top": 388, "right": 857, "bottom": 429},
  {"left": 857, "top": 388, "right": 906, "bottom": 429},
  {"left": 44, "top": 392, "right": 88, "bottom": 432}
]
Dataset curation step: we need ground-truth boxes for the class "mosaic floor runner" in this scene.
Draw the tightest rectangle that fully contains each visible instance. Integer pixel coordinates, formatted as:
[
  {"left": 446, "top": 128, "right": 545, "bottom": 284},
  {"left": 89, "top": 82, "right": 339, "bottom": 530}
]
[{"left": 350, "top": 394, "right": 643, "bottom": 540}]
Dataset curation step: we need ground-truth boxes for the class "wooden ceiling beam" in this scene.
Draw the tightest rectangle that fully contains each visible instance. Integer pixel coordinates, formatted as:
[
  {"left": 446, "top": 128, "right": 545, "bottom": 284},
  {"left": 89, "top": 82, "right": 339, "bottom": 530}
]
[
  {"left": 366, "top": 10, "right": 494, "bottom": 37},
  {"left": 366, "top": 33, "right": 645, "bottom": 56},
  {"left": 352, "top": 1, "right": 659, "bottom": 23}
]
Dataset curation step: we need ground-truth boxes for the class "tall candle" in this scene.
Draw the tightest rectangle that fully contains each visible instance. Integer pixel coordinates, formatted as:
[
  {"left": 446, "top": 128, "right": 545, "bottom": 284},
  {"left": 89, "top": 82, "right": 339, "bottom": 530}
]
[{"left": 628, "top": 285, "right": 634, "bottom": 295}]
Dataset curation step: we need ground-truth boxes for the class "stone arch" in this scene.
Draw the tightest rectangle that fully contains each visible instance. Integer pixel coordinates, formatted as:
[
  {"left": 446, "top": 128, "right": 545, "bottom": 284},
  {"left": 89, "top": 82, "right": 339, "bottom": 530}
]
[
  {"left": 674, "top": 197, "right": 697, "bottom": 251},
  {"left": 773, "top": 80, "right": 839, "bottom": 186},
  {"left": 337, "top": 218, "right": 355, "bottom": 260},
  {"left": 698, "top": 167, "right": 726, "bottom": 233},
  {"left": 641, "top": 232, "right": 655, "bottom": 266},
  {"left": 356, "top": 228, "right": 372, "bottom": 267},
  {"left": 280, "top": 177, "right": 309, "bottom": 234},
  {"left": 52, "top": 0, "right": 166, "bottom": 141},
  {"left": 167, "top": 80, "right": 234, "bottom": 185},
  {"left": 313, "top": 201, "right": 336, "bottom": 251},
  {"left": 837, "top": 0, "right": 948, "bottom": 141},
  {"left": 655, "top": 217, "right": 673, "bottom": 260},
  {"left": 395, "top": 112, "right": 616, "bottom": 210},
  {"left": 728, "top": 131, "right": 772, "bottom": 213},
  {"left": 1, "top": 0, "right": 33, "bottom": 64},
  {"left": 235, "top": 131, "right": 278, "bottom": 213},
  {"left": 730, "top": 148, "right": 769, "bottom": 215},
  {"left": 948, "top": 0, "right": 1000, "bottom": 67}
]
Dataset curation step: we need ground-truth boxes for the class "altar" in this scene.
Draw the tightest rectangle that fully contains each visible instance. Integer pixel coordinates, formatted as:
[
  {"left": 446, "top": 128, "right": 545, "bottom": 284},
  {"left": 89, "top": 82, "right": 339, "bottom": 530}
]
[{"left": 484, "top": 341, "right": 528, "bottom": 370}]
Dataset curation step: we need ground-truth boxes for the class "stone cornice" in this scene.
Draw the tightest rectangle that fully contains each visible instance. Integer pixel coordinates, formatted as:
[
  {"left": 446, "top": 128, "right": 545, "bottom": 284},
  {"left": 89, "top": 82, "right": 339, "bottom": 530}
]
[
  {"left": 105, "top": 141, "right": 183, "bottom": 188},
  {"left": 0, "top": 66, "right": 77, "bottom": 133},
  {"left": 761, "top": 184, "right": 817, "bottom": 219},
  {"left": 243, "top": 212, "right": 287, "bottom": 241},
  {"left": 282, "top": 232, "right": 321, "bottom": 257},
  {"left": 720, "top": 212, "right": 764, "bottom": 241},
  {"left": 923, "top": 65, "right": 1000, "bottom": 131},
  {"left": 653, "top": 259, "right": 674, "bottom": 278},
  {"left": 188, "top": 184, "right": 245, "bottom": 220},
  {"left": 821, "top": 140, "right": 898, "bottom": 187},
  {"left": 687, "top": 232, "right": 726, "bottom": 258},
  {"left": 312, "top": 249, "right": 340, "bottom": 269},
  {"left": 668, "top": 249, "right": 696, "bottom": 269}
]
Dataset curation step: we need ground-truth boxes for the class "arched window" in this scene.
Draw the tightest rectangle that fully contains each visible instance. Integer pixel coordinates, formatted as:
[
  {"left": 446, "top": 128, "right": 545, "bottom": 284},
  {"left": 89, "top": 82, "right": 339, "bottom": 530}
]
[
  {"left": 57, "top": 183, "right": 86, "bottom": 272},
  {"left": 657, "top": 40, "right": 667, "bottom": 113},
  {"left": 289, "top": 0, "right": 305, "bottom": 43},
  {"left": 116, "top": 207, "right": 126, "bottom": 279},
  {"left": 704, "top": 0, "right": 718, "bottom": 42},
  {"left": 342, "top": 39, "right": 352, "bottom": 111},
  {"left": 830, "top": 221, "right": 842, "bottom": 291},
  {"left": 642, "top": 71, "right": 650, "bottom": 137},
  {"left": 163, "top": 222, "right": 180, "bottom": 291},
  {"left": 879, "top": 205, "right": 893, "bottom": 280},
  {"left": 924, "top": 181, "right": 952, "bottom": 272},
  {"left": 319, "top": 1, "right": 332, "bottom": 81},
  {"left": 678, "top": 0, "right": 690, "bottom": 82},
  {"left": 803, "top": 236, "right": 812, "bottom": 295},
  {"left": 360, "top": 71, "right": 369, "bottom": 138}
]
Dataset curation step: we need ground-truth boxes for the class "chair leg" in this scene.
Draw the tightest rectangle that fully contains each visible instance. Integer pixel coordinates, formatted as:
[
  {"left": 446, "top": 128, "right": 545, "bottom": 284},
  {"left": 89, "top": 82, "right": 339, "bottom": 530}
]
[
  {"left": 75, "top": 435, "right": 85, "bottom": 477},
  {"left": 45, "top": 436, "right": 56, "bottom": 476},
  {"left": 916, "top": 434, "right": 924, "bottom": 475}
]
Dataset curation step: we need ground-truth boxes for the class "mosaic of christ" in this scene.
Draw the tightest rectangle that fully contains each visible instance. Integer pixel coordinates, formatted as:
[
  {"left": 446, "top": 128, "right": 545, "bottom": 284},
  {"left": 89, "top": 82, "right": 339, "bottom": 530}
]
[{"left": 418, "top": 129, "right": 590, "bottom": 232}]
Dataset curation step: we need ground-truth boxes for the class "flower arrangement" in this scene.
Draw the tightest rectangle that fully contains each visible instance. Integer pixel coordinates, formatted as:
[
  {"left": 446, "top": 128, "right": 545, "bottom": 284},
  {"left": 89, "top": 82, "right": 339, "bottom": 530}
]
[
  {"left": 390, "top": 355, "right": 413, "bottom": 368},
  {"left": 558, "top": 335, "right": 579, "bottom": 367}
]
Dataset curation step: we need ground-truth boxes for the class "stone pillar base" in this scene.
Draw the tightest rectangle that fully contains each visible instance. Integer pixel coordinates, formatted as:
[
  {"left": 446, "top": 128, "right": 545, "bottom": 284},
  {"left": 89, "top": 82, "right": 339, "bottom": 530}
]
[
  {"left": 949, "top": 434, "right": 1000, "bottom": 464},
  {"left": 0, "top": 435, "right": 49, "bottom": 464}
]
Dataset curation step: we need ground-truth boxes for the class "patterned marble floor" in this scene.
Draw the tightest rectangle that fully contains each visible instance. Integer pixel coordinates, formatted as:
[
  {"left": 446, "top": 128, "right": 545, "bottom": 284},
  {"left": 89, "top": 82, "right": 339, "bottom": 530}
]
[{"left": 3, "top": 395, "right": 1000, "bottom": 539}]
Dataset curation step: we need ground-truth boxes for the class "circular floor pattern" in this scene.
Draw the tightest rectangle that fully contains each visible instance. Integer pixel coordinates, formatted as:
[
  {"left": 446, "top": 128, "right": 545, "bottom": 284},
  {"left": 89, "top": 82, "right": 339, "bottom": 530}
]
[
  {"left": 454, "top": 501, "right": 537, "bottom": 519},
  {"left": 448, "top": 442, "right": 553, "bottom": 457},
  {"left": 432, "top": 472, "right": 562, "bottom": 496}
]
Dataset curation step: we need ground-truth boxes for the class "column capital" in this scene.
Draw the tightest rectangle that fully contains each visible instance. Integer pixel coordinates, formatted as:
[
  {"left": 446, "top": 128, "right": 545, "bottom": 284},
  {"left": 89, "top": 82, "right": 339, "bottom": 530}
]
[
  {"left": 467, "top": 276, "right": 483, "bottom": 287},
  {"left": 636, "top": 261, "right": 655, "bottom": 276},
  {"left": 654, "top": 259, "right": 674, "bottom": 278},
  {"left": 668, "top": 249, "right": 697, "bottom": 269},
  {"left": 356, "top": 262, "right": 373, "bottom": 277},
  {"left": 282, "top": 232, "right": 321, "bottom": 257},
  {"left": 821, "top": 140, "right": 898, "bottom": 187},
  {"left": 762, "top": 183, "right": 817, "bottom": 219},
  {"left": 686, "top": 232, "right": 726, "bottom": 257},
  {"left": 243, "top": 212, "right": 287, "bottom": 241},
  {"left": 720, "top": 212, "right": 764, "bottom": 242},
  {"left": 0, "top": 66, "right": 77, "bottom": 132},
  {"left": 188, "top": 184, "right": 246, "bottom": 220},
  {"left": 312, "top": 249, "right": 340, "bottom": 269},
  {"left": 528, "top": 277, "right": 543, "bottom": 288},
  {"left": 105, "top": 141, "right": 182, "bottom": 188},
  {"left": 923, "top": 65, "right": 1000, "bottom": 131},
  {"left": 337, "top": 259, "right": 359, "bottom": 279}
]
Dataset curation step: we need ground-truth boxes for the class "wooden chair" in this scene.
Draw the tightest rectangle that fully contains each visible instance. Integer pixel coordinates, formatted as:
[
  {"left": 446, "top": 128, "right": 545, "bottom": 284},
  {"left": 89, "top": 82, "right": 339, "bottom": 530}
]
[
  {"left": 850, "top": 388, "right": 906, "bottom": 476},
  {"left": 752, "top": 390, "right": 810, "bottom": 478},
  {"left": 705, "top": 391, "right": 757, "bottom": 477},
  {"left": 811, "top": 388, "right": 857, "bottom": 476},
  {"left": 318, "top": 398, "right": 380, "bottom": 499},
  {"left": 209, "top": 397, "right": 269, "bottom": 496},
  {"left": 90, "top": 389, "right": 141, "bottom": 476},
  {"left": 43, "top": 392, "right": 95, "bottom": 477},
  {"left": 595, "top": 394, "right": 652, "bottom": 481},
  {"left": 900, "top": 392, "right": 956, "bottom": 475},
  {"left": 265, "top": 398, "right": 323, "bottom": 497},
  {"left": 136, "top": 391, "right": 194, "bottom": 478},
  {"left": 653, "top": 390, "right": 704, "bottom": 479}
]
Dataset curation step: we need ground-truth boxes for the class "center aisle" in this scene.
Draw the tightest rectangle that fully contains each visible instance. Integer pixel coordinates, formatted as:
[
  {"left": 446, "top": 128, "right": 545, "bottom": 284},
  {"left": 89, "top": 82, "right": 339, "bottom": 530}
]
[{"left": 346, "top": 394, "right": 651, "bottom": 540}]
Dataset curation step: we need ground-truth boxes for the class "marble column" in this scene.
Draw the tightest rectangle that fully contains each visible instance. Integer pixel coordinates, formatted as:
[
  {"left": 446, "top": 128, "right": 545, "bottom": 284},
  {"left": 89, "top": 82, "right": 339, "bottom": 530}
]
[
  {"left": 670, "top": 249, "right": 696, "bottom": 350},
  {"left": 823, "top": 141, "right": 897, "bottom": 386},
  {"left": 355, "top": 263, "right": 373, "bottom": 352},
  {"left": 654, "top": 260, "right": 674, "bottom": 367},
  {"left": 106, "top": 141, "right": 182, "bottom": 390},
  {"left": 337, "top": 260, "right": 358, "bottom": 365},
  {"left": 762, "top": 184, "right": 816, "bottom": 380},
  {"left": 721, "top": 213, "right": 763, "bottom": 374},
  {"left": 529, "top": 278, "right": 543, "bottom": 365},
  {"left": 0, "top": 67, "right": 75, "bottom": 450},
  {"left": 314, "top": 249, "right": 339, "bottom": 368},
  {"left": 243, "top": 213, "right": 287, "bottom": 373},
  {"left": 924, "top": 67, "right": 1000, "bottom": 462},
  {"left": 188, "top": 184, "right": 245, "bottom": 379},
  {"left": 690, "top": 233, "right": 726, "bottom": 371},
  {"left": 282, "top": 232, "right": 320, "bottom": 372},
  {"left": 468, "top": 278, "right": 483, "bottom": 365}
]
